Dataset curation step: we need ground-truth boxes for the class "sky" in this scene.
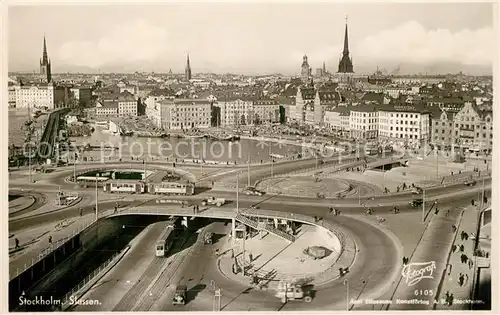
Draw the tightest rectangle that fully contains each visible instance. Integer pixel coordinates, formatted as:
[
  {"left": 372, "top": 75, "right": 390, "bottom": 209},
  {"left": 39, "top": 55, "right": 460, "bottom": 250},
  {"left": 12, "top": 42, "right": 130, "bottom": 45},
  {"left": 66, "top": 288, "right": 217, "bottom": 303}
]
[{"left": 7, "top": 2, "right": 496, "bottom": 75}]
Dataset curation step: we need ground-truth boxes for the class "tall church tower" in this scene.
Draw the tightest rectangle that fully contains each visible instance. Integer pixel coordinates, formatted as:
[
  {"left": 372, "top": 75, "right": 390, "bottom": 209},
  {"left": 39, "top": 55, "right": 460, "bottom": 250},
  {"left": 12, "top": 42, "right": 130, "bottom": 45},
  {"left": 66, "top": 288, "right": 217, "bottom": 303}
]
[
  {"left": 185, "top": 54, "right": 192, "bottom": 81},
  {"left": 301, "top": 55, "right": 311, "bottom": 82},
  {"left": 40, "top": 36, "right": 52, "bottom": 83},
  {"left": 337, "top": 17, "right": 354, "bottom": 74}
]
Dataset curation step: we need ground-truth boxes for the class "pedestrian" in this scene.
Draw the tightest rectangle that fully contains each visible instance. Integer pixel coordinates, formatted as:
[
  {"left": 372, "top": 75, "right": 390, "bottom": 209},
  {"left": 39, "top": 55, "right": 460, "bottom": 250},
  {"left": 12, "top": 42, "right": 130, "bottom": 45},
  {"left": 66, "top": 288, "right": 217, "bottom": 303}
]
[
  {"left": 459, "top": 274, "right": 464, "bottom": 287},
  {"left": 402, "top": 257, "right": 406, "bottom": 265},
  {"left": 448, "top": 264, "right": 452, "bottom": 275},
  {"left": 79, "top": 208, "right": 83, "bottom": 216},
  {"left": 471, "top": 199, "right": 475, "bottom": 206},
  {"left": 460, "top": 244, "right": 464, "bottom": 252},
  {"left": 464, "top": 232, "right": 468, "bottom": 241},
  {"left": 48, "top": 235, "right": 52, "bottom": 244},
  {"left": 465, "top": 274, "right": 469, "bottom": 285},
  {"left": 435, "top": 207, "right": 439, "bottom": 215},
  {"left": 460, "top": 231, "right": 465, "bottom": 241},
  {"left": 249, "top": 253, "right": 253, "bottom": 262},
  {"left": 446, "top": 209, "right": 450, "bottom": 217},
  {"left": 448, "top": 293, "right": 454, "bottom": 306},
  {"left": 452, "top": 225, "right": 457, "bottom": 233},
  {"left": 445, "top": 291, "right": 450, "bottom": 302},
  {"left": 468, "top": 260, "right": 473, "bottom": 269},
  {"left": 15, "top": 238, "right": 20, "bottom": 249},
  {"left": 452, "top": 245, "right": 457, "bottom": 253}
]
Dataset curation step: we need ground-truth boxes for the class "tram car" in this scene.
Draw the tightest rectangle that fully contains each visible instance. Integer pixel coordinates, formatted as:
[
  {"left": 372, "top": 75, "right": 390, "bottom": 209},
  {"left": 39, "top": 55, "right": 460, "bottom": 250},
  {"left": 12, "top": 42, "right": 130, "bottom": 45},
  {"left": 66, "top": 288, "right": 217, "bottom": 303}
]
[
  {"left": 103, "top": 180, "right": 147, "bottom": 194},
  {"left": 155, "top": 218, "right": 179, "bottom": 257},
  {"left": 148, "top": 181, "right": 195, "bottom": 196}
]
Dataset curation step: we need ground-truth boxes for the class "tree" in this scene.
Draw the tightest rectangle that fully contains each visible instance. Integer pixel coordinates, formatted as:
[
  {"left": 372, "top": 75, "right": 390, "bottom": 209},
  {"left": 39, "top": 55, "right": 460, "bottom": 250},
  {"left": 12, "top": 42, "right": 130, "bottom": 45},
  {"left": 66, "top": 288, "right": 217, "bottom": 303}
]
[
  {"left": 211, "top": 106, "right": 221, "bottom": 127},
  {"left": 279, "top": 105, "right": 286, "bottom": 124},
  {"left": 254, "top": 114, "right": 261, "bottom": 125},
  {"left": 240, "top": 114, "right": 246, "bottom": 125}
]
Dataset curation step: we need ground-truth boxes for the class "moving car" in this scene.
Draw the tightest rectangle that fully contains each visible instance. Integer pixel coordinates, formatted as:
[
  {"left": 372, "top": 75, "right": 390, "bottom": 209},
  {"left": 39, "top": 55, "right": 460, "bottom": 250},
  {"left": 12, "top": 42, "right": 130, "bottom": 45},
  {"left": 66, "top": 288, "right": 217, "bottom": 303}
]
[
  {"left": 464, "top": 179, "right": 477, "bottom": 186},
  {"left": 201, "top": 197, "right": 225, "bottom": 207},
  {"left": 409, "top": 199, "right": 424, "bottom": 207},
  {"left": 244, "top": 187, "right": 264, "bottom": 196}
]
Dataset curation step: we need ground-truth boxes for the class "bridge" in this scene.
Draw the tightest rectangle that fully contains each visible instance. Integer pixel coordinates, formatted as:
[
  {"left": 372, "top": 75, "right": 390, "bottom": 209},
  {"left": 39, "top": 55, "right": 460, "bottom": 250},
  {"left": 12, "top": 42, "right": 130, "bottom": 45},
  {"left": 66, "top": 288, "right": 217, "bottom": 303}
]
[{"left": 36, "top": 108, "right": 70, "bottom": 163}]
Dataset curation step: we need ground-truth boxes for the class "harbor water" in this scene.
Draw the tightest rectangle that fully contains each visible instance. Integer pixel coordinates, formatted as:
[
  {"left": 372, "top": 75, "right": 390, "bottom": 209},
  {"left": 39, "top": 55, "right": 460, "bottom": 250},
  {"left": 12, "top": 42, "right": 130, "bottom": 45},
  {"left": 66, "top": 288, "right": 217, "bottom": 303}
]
[{"left": 70, "top": 127, "right": 310, "bottom": 163}]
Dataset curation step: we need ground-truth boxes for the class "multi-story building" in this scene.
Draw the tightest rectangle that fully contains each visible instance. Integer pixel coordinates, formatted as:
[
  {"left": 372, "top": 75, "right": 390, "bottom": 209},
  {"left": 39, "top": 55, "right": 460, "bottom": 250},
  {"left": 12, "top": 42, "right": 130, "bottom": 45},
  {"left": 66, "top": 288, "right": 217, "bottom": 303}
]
[
  {"left": 324, "top": 106, "right": 350, "bottom": 137},
  {"left": 349, "top": 104, "right": 378, "bottom": 140},
  {"left": 156, "top": 98, "right": 211, "bottom": 130},
  {"left": 378, "top": 104, "right": 430, "bottom": 145},
  {"left": 291, "top": 86, "right": 341, "bottom": 126},
  {"left": 452, "top": 102, "right": 493, "bottom": 153},
  {"left": 8, "top": 82, "right": 16, "bottom": 107},
  {"left": 253, "top": 99, "right": 280, "bottom": 124},
  {"left": 95, "top": 101, "right": 118, "bottom": 117},
  {"left": 429, "top": 101, "right": 493, "bottom": 153},
  {"left": 217, "top": 97, "right": 280, "bottom": 126},
  {"left": 117, "top": 91, "right": 137, "bottom": 117},
  {"left": 14, "top": 82, "right": 54, "bottom": 109}
]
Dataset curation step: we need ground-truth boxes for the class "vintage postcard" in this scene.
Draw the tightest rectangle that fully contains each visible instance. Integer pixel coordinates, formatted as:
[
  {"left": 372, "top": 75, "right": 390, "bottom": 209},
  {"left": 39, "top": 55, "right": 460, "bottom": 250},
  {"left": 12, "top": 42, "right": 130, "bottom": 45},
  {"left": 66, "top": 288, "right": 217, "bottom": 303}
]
[{"left": 5, "top": 1, "right": 496, "bottom": 313}]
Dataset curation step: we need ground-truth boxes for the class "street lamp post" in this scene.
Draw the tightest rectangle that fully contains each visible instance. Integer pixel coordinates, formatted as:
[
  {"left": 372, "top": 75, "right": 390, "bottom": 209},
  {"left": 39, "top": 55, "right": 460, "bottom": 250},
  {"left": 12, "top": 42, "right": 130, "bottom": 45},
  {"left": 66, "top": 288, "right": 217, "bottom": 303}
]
[
  {"left": 421, "top": 188, "right": 425, "bottom": 222},
  {"left": 247, "top": 157, "right": 251, "bottom": 187},
  {"left": 343, "top": 279, "right": 349, "bottom": 311},
  {"left": 436, "top": 148, "right": 439, "bottom": 178},
  {"left": 95, "top": 176, "right": 99, "bottom": 221}
]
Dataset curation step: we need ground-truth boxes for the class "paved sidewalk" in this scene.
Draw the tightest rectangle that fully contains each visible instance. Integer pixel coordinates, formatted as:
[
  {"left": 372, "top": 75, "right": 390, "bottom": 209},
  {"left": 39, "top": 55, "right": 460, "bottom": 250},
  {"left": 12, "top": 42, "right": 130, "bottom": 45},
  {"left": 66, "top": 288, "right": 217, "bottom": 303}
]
[
  {"left": 435, "top": 204, "right": 486, "bottom": 310},
  {"left": 387, "top": 202, "right": 464, "bottom": 310},
  {"left": 9, "top": 214, "right": 97, "bottom": 278}
]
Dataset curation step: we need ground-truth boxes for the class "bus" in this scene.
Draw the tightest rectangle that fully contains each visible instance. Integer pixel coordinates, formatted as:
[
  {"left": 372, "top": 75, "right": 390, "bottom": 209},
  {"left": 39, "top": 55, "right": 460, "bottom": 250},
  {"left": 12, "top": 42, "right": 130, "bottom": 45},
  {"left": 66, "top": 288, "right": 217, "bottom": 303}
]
[{"left": 155, "top": 219, "right": 179, "bottom": 257}]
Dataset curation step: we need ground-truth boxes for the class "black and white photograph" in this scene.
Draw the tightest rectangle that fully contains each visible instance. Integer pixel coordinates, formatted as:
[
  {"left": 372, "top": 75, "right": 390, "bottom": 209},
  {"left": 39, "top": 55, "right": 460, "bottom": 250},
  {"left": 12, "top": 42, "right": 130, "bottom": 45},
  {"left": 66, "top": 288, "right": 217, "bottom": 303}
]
[{"left": 5, "top": 1, "right": 496, "bottom": 312}]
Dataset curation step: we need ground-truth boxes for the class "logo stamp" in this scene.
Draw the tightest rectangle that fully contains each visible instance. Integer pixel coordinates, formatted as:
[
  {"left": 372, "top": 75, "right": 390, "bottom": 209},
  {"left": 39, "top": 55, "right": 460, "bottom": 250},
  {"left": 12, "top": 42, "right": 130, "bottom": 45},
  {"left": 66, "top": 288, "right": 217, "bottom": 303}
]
[{"left": 401, "top": 261, "right": 437, "bottom": 286}]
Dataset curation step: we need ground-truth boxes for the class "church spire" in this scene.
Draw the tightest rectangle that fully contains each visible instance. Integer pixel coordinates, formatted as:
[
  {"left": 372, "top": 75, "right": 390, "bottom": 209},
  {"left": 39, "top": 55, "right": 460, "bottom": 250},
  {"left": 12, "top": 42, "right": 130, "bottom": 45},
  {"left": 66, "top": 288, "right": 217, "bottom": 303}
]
[
  {"left": 185, "top": 53, "right": 192, "bottom": 81},
  {"left": 337, "top": 16, "right": 354, "bottom": 74},
  {"left": 42, "top": 36, "right": 49, "bottom": 64},
  {"left": 342, "top": 16, "right": 349, "bottom": 56},
  {"left": 40, "top": 35, "right": 52, "bottom": 83}
]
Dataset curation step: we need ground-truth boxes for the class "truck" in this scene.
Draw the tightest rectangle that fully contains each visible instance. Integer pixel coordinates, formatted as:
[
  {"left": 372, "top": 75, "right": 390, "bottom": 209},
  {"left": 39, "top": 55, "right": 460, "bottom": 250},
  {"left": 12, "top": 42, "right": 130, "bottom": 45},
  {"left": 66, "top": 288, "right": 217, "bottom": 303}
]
[
  {"left": 274, "top": 283, "right": 312, "bottom": 303},
  {"left": 172, "top": 285, "right": 187, "bottom": 305},
  {"left": 201, "top": 197, "right": 225, "bottom": 207}
]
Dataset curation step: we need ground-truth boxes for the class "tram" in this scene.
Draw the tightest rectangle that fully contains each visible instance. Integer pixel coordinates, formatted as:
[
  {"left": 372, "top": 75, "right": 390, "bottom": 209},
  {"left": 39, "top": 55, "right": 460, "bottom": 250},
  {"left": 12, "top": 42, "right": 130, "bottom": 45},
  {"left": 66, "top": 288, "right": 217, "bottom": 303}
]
[{"left": 155, "top": 218, "right": 179, "bottom": 257}]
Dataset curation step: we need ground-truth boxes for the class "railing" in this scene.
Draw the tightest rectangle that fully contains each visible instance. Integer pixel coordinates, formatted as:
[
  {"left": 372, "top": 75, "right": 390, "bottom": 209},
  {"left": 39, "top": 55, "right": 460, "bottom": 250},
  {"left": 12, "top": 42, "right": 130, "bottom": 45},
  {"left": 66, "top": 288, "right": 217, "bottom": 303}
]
[
  {"left": 242, "top": 208, "right": 347, "bottom": 253},
  {"left": 61, "top": 246, "right": 130, "bottom": 308},
  {"left": 13, "top": 219, "right": 95, "bottom": 280},
  {"left": 263, "top": 224, "right": 296, "bottom": 242}
]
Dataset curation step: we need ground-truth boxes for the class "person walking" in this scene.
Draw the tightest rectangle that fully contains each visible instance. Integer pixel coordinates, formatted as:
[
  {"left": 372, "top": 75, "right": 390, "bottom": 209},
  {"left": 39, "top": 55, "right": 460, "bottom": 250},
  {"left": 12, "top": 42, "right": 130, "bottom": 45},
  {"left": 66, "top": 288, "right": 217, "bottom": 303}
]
[
  {"left": 459, "top": 273, "right": 465, "bottom": 287},
  {"left": 79, "top": 207, "right": 83, "bottom": 217},
  {"left": 464, "top": 232, "right": 468, "bottom": 241},
  {"left": 460, "top": 244, "right": 465, "bottom": 252},
  {"left": 48, "top": 235, "right": 52, "bottom": 244},
  {"left": 15, "top": 238, "right": 20, "bottom": 249},
  {"left": 452, "top": 244, "right": 457, "bottom": 253},
  {"left": 448, "top": 293, "right": 454, "bottom": 306}
]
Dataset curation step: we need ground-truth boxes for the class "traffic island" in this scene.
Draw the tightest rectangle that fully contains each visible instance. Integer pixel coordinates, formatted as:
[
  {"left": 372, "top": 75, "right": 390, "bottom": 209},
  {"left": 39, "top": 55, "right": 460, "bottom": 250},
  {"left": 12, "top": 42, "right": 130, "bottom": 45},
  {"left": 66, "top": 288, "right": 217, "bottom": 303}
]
[
  {"left": 256, "top": 177, "right": 351, "bottom": 198},
  {"left": 216, "top": 224, "right": 354, "bottom": 290},
  {"left": 9, "top": 195, "right": 36, "bottom": 215}
]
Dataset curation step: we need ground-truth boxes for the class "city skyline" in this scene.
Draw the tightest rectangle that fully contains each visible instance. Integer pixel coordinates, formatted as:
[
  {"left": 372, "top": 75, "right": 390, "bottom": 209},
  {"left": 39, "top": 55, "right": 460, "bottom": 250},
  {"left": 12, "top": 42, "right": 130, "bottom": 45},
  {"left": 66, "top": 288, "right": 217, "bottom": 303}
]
[{"left": 8, "top": 2, "right": 495, "bottom": 75}]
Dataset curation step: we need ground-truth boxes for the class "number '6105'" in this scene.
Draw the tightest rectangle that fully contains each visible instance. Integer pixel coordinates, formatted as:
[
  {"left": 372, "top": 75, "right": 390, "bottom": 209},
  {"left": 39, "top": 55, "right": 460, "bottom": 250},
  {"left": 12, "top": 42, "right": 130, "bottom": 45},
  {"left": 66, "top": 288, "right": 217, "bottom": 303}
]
[{"left": 414, "top": 290, "right": 433, "bottom": 296}]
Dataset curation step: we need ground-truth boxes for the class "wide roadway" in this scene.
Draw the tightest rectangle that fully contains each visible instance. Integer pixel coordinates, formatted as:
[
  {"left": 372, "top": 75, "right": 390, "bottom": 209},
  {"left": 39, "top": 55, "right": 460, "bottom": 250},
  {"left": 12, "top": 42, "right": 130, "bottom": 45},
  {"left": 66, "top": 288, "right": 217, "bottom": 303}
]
[{"left": 9, "top": 179, "right": 491, "bottom": 233}]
